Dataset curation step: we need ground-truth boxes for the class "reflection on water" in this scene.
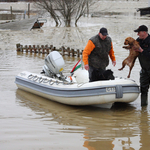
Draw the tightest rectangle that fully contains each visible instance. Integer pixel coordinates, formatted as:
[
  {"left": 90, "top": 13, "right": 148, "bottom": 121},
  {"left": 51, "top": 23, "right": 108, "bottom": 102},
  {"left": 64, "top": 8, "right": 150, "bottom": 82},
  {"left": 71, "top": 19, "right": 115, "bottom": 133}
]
[{"left": 15, "top": 89, "right": 150, "bottom": 150}]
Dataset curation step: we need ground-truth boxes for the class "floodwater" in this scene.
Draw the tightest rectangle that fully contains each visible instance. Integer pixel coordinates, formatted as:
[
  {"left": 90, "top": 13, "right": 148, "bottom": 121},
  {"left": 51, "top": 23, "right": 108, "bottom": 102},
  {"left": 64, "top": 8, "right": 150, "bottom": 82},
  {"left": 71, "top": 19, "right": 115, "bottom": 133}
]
[{"left": 1, "top": 10, "right": 150, "bottom": 150}]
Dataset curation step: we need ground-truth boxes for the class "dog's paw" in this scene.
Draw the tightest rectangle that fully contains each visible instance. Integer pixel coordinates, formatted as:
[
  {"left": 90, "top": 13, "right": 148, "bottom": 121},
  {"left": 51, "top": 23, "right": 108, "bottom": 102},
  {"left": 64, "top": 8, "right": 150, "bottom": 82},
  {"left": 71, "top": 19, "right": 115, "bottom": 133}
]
[
  {"left": 127, "top": 75, "right": 130, "bottom": 78},
  {"left": 122, "top": 46, "right": 128, "bottom": 49}
]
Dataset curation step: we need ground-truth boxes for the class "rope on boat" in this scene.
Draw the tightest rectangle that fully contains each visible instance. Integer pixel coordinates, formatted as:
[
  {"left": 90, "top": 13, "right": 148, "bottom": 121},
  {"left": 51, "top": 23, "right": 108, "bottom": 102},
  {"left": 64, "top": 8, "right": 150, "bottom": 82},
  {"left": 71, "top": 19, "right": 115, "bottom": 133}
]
[
  {"left": 33, "top": 75, "right": 39, "bottom": 81},
  {"left": 38, "top": 77, "right": 43, "bottom": 83},
  {"left": 49, "top": 79, "right": 54, "bottom": 85},
  {"left": 42, "top": 78, "right": 49, "bottom": 83},
  {"left": 77, "top": 83, "right": 85, "bottom": 87},
  {"left": 28, "top": 74, "right": 34, "bottom": 80},
  {"left": 27, "top": 74, "right": 73, "bottom": 85}
]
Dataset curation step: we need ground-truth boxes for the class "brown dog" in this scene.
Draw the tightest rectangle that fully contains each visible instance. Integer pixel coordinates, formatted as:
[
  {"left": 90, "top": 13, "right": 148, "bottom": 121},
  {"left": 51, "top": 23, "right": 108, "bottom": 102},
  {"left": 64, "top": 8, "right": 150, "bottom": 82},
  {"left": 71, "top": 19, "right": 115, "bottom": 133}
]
[{"left": 118, "top": 37, "right": 140, "bottom": 78}]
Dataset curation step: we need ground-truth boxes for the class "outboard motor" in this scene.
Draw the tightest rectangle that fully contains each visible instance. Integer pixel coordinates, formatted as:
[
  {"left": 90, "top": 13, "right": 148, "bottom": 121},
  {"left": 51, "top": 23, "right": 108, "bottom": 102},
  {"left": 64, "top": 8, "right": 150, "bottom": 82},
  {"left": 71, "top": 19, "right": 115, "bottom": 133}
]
[{"left": 42, "top": 51, "right": 66, "bottom": 80}]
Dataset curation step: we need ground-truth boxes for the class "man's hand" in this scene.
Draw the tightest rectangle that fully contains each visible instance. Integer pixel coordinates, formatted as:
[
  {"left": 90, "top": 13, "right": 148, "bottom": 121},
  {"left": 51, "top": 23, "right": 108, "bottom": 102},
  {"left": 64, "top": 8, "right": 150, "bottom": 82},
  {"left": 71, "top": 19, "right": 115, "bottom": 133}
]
[
  {"left": 112, "top": 61, "right": 116, "bottom": 66},
  {"left": 84, "top": 64, "right": 89, "bottom": 70},
  {"left": 133, "top": 46, "right": 143, "bottom": 53}
]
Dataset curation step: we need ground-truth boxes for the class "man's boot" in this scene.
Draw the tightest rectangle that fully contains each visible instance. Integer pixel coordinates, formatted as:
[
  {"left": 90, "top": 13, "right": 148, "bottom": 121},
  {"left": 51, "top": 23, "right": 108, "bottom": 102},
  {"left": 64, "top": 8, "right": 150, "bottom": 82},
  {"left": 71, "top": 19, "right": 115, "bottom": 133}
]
[{"left": 141, "top": 94, "right": 148, "bottom": 106}]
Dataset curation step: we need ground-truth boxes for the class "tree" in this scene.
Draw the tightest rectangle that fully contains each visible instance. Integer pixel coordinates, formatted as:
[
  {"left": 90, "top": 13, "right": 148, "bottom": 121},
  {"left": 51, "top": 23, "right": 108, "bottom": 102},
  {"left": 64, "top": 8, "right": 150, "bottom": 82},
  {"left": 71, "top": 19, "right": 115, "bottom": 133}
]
[{"left": 33, "top": 0, "right": 97, "bottom": 27}]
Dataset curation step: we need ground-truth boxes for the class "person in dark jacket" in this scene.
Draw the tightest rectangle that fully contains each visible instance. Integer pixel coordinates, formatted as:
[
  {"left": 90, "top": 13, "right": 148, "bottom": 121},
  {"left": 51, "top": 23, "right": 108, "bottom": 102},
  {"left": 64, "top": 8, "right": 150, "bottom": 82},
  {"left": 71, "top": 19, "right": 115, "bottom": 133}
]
[
  {"left": 134, "top": 25, "right": 150, "bottom": 106},
  {"left": 82, "top": 27, "right": 116, "bottom": 82}
]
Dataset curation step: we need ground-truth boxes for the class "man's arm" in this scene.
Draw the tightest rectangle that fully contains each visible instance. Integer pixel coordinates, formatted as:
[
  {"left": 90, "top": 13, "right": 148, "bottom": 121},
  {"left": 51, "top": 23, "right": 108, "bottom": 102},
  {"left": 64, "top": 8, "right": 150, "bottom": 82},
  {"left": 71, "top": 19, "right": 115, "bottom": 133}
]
[
  {"left": 109, "top": 42, "right": 116, "bottom": 66},
  {"left": 134, "top": 46, "right": 150, "bottom": 58},
  {"left": 82, "top": 40, "right": 95, "bottom": 70},
  {"left": 135, "top": 38, "right": 150, "bottom": 58}
]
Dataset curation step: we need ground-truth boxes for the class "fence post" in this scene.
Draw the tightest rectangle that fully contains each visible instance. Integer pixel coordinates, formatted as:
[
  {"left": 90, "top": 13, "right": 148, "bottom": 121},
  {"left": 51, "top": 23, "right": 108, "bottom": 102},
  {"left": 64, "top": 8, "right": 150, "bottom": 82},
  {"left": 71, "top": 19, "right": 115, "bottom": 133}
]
[
  {"left": 24, "top": 10, "right": 26, "bottom": 19},
  {"left": 10, "top": 6, "right": 12, "bottom": 20},
  {"left": 61, "top": 46, "right": 65, "bottom": 56},
  {"left": 52, "top": 47, "right": 56, "bottom": 51},
  {"left": 67, "top": 47, "right": 70, "bottom": 56},
  {"left": 20, "top": 45, "right": 23, "bottom": 52},
  {"left": 45, "top": 45, "right": 49, "bottom": 54},
  {"left": 16, "top": 43, "right": 20, "bottom": 51},
  {"left": 27, "top": 3, "right": 30, "bottom": 18},
  {"left": 29, "top": 45, "right": 32, "bottom": 53},
  {"left": 77, "top": 49, "right": 80, "bottom": 57},
  {"left": 33, "top": 45, "right": 36, "bottom": 53},
  {"left": 37, "top": 45, "right": 40, "bottom": 53},
  {"left": 25, "top": 45, "right": 28, "bottom": 52},
  {"left": 41, "top": 45, "right": 44, "bottom": 54},
  {"left": 71, "top": 49, "right": 75, "bottom": 57}
]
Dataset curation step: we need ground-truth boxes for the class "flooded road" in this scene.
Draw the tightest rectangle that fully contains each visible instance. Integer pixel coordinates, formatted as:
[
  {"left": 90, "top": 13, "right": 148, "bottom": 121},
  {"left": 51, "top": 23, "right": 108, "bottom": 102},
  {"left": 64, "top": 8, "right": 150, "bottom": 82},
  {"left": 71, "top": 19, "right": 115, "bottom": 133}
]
[{"left": 0, "top": 12, "right": 150, "bottom": 150}]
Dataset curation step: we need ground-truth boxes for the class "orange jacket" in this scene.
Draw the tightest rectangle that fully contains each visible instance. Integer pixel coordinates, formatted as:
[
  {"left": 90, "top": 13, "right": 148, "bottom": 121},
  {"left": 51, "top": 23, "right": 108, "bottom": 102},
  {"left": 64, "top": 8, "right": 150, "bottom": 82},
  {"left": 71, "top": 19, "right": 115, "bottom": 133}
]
[{"left": 83, "top": 39, "right": 116, "bottom": 65}]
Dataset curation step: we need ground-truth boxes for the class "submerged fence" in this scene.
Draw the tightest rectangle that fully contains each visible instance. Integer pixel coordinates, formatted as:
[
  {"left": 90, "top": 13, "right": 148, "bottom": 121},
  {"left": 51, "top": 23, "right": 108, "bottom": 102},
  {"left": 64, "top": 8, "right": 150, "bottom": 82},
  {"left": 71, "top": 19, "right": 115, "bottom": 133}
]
[{"left": 16, "top": 43, "right": 83, "bottom": 57}]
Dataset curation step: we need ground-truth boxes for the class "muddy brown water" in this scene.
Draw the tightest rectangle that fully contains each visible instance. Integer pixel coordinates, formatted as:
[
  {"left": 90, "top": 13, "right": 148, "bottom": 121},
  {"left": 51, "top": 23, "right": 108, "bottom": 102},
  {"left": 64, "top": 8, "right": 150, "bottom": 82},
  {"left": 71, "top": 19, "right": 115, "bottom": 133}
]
[{"left": 0, "top": 15, "right": 150, "bottom": 150}]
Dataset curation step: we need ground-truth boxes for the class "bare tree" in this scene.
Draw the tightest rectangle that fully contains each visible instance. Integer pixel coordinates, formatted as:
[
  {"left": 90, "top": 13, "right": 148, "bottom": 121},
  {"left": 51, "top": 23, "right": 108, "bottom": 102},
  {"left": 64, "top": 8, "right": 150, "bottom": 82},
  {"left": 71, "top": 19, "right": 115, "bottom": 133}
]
[
  {"left": 33, "top": 0, "right": 97, "bottom": 27},
  {"left": 33, "top": 0, "right": 60, "bottom": 26},
  {"left": 74, "top": 0, "right": 89, "bottom": 26}
]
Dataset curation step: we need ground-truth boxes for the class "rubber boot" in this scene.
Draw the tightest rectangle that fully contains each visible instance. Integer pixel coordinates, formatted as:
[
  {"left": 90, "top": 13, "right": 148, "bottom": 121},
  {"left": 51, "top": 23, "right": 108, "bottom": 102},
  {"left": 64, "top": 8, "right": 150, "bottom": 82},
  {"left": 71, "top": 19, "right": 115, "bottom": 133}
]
[{"left": 141, "top": 94, "right": 148, "bottom": 106}]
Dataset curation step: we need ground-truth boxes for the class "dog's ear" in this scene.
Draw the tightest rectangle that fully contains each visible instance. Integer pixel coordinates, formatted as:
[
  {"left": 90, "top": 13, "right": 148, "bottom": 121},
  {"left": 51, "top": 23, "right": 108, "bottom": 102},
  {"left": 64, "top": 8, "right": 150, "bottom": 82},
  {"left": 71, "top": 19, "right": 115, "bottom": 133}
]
[
  {"left": 124, "top": 37, "right": 130, "bottom": 45},
  {"left": 127, "top": 37, "right": 135, "bottom": 44}
]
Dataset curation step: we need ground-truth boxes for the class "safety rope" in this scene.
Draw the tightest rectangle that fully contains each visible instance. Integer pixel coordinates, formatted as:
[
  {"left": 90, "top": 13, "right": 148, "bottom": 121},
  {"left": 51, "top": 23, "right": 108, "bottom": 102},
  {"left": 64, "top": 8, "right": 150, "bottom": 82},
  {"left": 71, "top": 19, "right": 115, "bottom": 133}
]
[{"left": 28, "top": 74, "right": 73, "bottom": 85}]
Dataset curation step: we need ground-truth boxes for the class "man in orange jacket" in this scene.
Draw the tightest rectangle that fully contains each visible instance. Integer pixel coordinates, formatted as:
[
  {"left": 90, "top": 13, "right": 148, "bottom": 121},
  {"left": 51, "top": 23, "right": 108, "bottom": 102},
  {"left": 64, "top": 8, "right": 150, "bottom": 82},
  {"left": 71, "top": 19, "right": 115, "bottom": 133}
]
[{"left": 82, "top": 27, "right": 116, "bottom": 82}]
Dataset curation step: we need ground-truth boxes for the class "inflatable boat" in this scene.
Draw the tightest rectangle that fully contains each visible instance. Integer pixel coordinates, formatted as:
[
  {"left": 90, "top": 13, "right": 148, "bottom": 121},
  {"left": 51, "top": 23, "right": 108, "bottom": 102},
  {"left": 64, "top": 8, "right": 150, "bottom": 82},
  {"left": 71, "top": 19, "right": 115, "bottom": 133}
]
[{"left": 15, "top": 51, "right": 140, "bottom": 108}]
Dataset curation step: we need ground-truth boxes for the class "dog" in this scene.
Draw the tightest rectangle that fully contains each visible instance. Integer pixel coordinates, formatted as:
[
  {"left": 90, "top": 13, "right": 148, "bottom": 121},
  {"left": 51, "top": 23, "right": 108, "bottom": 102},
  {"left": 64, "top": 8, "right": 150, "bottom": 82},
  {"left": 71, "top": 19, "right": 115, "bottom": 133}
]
[
  {"left": 118, "top": 37, "right": 140, "bottom": 78},
  {"left": 92, "top": 69, "right": 115, "bottom": 82}
]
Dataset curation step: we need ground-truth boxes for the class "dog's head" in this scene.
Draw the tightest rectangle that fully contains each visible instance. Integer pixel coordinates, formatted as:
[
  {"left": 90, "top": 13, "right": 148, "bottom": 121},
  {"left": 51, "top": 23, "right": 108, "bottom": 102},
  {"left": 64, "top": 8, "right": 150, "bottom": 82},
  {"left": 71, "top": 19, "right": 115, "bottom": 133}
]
[
  {"left": 124, "top": 37, "right": 135, "bottom": 45},
  {"left": 103, "top": 69, "right": 115, "bottom": 80}
]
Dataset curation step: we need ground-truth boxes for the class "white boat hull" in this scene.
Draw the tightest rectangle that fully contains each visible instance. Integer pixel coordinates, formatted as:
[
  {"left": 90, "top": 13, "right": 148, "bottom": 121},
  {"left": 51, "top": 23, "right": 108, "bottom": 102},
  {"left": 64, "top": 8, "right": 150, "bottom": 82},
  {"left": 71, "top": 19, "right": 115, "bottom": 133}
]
[{"left": 15, "top": 70, "right": 140, "bottom": 107}]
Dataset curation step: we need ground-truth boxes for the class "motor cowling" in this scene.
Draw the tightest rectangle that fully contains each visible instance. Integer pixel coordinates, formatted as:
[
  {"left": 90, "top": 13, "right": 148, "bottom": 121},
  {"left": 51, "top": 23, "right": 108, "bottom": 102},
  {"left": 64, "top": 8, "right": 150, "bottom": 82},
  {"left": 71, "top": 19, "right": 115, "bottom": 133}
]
[{"left": 43, "top": 51, "right": 65, "bottom": 77}]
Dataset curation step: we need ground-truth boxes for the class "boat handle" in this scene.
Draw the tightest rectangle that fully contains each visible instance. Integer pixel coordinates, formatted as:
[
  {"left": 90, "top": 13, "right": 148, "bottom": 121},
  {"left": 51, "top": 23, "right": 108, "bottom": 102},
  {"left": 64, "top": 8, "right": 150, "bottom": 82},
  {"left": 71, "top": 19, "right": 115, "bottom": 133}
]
[
  {"left": 38, "top": 77, "right": 43, "bottom": 83},
  {"left": 42, "top": 78, "right": 49, "bottom": 83},
  {"left": 28, "top": 74, "right": 34, "bottom": 80},
  {"left": 33, "top": 75, "right": 39, "bottom": 82},
  {"left": 116, "top": 85, "right": 123, "bottom": 98},
  {"left": 49, "top": 79, "right": 54, "bottom": 85}
]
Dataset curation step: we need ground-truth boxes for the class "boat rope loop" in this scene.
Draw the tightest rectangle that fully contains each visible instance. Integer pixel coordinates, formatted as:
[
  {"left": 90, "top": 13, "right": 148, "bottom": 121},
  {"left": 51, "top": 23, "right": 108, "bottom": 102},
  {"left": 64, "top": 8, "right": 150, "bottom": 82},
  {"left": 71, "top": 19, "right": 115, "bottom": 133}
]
[{"left": 28, "top": 74, "right": 73, "bottom": 85}]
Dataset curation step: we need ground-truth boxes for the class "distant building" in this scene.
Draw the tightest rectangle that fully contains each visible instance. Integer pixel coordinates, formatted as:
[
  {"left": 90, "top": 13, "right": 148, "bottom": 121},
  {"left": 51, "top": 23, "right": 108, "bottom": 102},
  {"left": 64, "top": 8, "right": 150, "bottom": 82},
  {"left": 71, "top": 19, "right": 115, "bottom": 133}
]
[
  {"left": 137, "top": 0, "right": 150, "bottom": 16},
  {"left": 137, "top": 7, "right": 150, "bottom": 16}
]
